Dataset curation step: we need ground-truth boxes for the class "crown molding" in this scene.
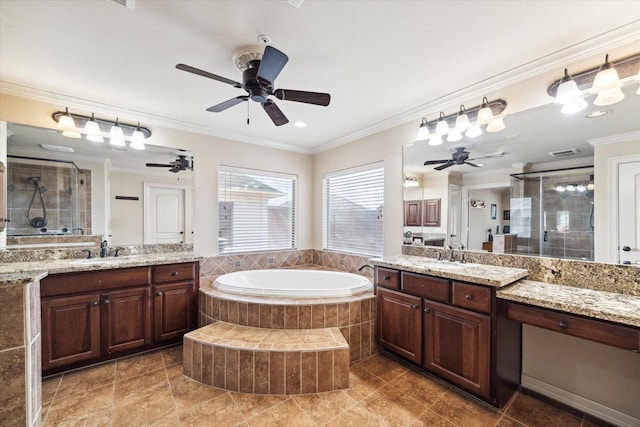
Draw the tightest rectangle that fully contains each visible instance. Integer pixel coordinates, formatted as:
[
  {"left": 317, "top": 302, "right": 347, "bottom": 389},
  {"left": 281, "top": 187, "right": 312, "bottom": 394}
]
[
  {"left": 525, "top": 157, "right": 594, "bottom": 172},
  {"left": 312, "top": 21, "right": 640, "bottom": 154},
  {"left": 588, "top": 130, "right": 640, "bottom": 146}
]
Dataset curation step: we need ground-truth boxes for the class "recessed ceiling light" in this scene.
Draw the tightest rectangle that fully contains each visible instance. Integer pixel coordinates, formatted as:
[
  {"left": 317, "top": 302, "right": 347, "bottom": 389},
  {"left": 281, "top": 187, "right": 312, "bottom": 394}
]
[
  {"left": 40, "top": 144, "right": 74, "bottom": 153},
  {"left": 585, "top": 110, "right": 611, "bottom": 118},
  {"left": 292, "top": 121, "right": 307, "bottom": 128}
]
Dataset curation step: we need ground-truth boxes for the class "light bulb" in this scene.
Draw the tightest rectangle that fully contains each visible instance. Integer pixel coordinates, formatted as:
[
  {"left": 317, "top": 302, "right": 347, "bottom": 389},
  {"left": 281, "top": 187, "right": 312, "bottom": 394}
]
[
  {"left": 554, "top": 69, "right": 585, "bottom": 107},
  {"left": 594, "top": 88, "right": 625, "bottom": 106},
  {"left": 130, "top": 123, "right": 146, "bottom": 150},
  {"left": 416, "top": 118, "right": 430, "bottom": 141},
  {"left": 465, "top": 124, "right": 482, "bottom": 138},
  {"left": 590, "top": 54, "right": 623, "bottom": 106},
  {"left": 109, "top": 119, "right": 125, "bottom": 140},
  {"left": 447, "top": 129, "right": 463, "bottom": 142},
  {"left": 109, "top": 137, "right": 126, "bottom": 147},
  {"left": 486, "top": 116, "right": 505, "bottom": 133},
  {"left": 566, "top": 185, "right": 576, "bottom": 192},
  {"left": 454, "top": 105, "right": 470, "bottom": 132},
  {"left": 555, "top": 186, "right": 565, "bottom": 192},
  {"left": 62, "top": 130, "right": 81, "bottom": 139},
  {"left": 428, "top": 134, "right": 443, "bottom": 146},
  {"left": 57, "top": 107, "right": 77, "bottom": 132},
  {"left": 561, "top": 98, "right": 588, "bottom": 114},
  {"left": 476, "top": 97, "right": 494, "bottom": 124},
  {"left": 83, "top": 113, "right": 104, "bottom": 142},
  {"left": 576, "top": 185, "right": 586, "bottom": 192}
]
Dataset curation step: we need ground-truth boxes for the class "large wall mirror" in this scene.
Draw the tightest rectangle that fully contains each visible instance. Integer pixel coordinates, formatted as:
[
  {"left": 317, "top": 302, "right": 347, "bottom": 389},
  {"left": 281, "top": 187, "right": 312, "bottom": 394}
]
[
  {"left": 4, "top": 122, "right": 194, "bottom": 248},
  {"left": 403, "top": 83, "right": 639, "bottom": 263}
]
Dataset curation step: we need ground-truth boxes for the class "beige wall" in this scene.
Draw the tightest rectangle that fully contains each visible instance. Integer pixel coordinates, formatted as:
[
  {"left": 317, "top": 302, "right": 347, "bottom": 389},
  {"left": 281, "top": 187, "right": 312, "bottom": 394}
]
[{"left": 0, "top": 93, "right": 314, "bottom": 256}]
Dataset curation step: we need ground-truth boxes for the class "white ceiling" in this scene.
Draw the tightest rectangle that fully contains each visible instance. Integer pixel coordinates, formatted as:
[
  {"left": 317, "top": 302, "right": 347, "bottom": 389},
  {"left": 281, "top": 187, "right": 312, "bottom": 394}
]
[{"left": 1, "top": 1, "right": 639, "bottom": 155}]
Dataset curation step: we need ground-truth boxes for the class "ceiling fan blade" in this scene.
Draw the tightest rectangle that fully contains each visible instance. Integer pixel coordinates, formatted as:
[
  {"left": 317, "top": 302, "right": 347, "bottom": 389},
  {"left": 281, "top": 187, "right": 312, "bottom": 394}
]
[
  {"left": 257, "top": 46, "right": 289, "bottom": 86},
  {"left": 206, "top": 96, "right": 249, "bottom": 112},
  {"left": 262, "top": 100, "right": 289, "bottom": 126},
  {"left": 146, "top": 163, "right": 172, "bottom": 168},
  {"left": 464, "top": 161, "right": 482, "bottom": 167},
  {"left": 434, "top": 161, "right": 455, "bottom": 171},
  {"left": 176, "top": 64, "right": 242, "bottom": 88},
  {"left": 423, "top": 159, "right": 450, "bottom": 165},
  {"left": 274, "top": 89, "right": 331, "bottom": 106},
  {"left": 468, "top": 151, "right": 506, "bottom": 161},
  {"left": 168, "top": 167, "right": 183, "bottom": 173}
]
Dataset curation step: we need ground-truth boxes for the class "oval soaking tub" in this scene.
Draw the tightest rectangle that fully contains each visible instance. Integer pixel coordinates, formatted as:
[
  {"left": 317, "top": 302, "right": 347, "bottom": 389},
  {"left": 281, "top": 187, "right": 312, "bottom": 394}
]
[{"left": 213, "top": 269, "right": 373, "bottom": 298}]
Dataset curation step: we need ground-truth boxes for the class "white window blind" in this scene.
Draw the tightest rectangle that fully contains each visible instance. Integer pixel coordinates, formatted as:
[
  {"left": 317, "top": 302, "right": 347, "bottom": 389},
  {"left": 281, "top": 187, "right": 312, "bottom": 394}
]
[
  {"left": 218, "top": 166, "right": 296, "bottom": 254},
  {"left": 323, "top": 163, "right": 384, "bottom": 256}
]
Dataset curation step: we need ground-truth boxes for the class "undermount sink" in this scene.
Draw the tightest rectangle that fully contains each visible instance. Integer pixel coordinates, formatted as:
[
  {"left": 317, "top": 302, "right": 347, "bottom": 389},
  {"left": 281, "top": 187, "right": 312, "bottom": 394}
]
[
  {"left": 423, "top": 263, "right": 465, "bottom": 270},
  {"left": 69, "top": 259, "right": 118, "bottom": 266}
]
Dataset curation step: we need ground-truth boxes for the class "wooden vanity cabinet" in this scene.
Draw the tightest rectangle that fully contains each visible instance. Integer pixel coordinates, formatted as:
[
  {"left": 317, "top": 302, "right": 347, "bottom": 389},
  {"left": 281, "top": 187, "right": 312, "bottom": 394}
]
[
  {"left": 375, "top": 266, "right": 519, "bottom": 407},
  {"left": 41, "top": 262, "right": 199, "bottom": 374}
]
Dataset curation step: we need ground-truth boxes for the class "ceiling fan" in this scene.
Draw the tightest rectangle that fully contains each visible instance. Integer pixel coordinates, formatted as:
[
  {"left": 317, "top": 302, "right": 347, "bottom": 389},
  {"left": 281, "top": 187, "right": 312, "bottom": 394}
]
[
  {"left": 146, "top": 155, "right": 193, "bottom": 173},
  {"left": 424, "top": 147, "right": 505, "bottom": 170},
  {"left": 176, "top": 45, "right": 331, "bottom": 126}
]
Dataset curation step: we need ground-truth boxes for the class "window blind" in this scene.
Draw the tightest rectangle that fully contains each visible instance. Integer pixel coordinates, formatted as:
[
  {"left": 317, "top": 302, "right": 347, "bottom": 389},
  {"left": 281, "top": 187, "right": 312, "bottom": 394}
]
[
  {"left": 322, "top": 163, "right": 384, "bottom": 256},
  {"left": 218, "top": 166, "right": 296, "bottom": 254}
]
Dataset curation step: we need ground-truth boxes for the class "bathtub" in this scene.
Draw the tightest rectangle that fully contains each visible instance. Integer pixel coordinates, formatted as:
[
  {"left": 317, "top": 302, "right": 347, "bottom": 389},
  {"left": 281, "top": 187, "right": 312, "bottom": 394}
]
[{"left": 213, "top": 269, "right": 373, "bottom": 298}]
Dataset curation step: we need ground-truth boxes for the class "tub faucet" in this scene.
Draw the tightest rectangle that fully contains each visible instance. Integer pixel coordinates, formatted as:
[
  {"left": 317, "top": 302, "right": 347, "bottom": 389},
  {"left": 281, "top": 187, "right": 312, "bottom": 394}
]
[{"left": 358, "top": 264, "right": 374, "bottom": 272}]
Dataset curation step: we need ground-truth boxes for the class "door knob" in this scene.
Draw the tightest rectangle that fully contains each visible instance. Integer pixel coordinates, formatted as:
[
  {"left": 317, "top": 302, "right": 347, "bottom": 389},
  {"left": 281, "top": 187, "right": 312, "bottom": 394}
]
[
  {"left": 91, "top": 301, "right": 98, "bottom": 306},
  {"left": 156, "top": 292, "right": 162, "bottom": 296},
  {"left": 103, "top": 299, "right": 110, "bottom": 305}
]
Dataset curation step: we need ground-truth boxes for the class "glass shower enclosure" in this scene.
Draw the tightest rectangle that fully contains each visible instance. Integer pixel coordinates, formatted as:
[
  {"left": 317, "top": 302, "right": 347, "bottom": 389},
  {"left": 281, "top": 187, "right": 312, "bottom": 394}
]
[{"left": 510, "top": 166, "right": 594, "bottom": 261}]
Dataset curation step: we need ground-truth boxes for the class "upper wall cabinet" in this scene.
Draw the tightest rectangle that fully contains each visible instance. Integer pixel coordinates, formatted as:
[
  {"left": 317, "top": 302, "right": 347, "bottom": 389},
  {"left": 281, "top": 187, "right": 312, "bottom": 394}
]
[
  {"left": 423, "top": 199, "right": 441, "bottom": 227},
  {"left": 404, "top": 200, "right": 422, "bottom": 226}
]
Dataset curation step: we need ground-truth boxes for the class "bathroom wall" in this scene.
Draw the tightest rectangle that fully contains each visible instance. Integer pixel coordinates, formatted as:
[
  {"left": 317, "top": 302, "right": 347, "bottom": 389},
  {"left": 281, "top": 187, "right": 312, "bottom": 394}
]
[{"left": 468, "top": 188, "right": 503, "bottom": 251}]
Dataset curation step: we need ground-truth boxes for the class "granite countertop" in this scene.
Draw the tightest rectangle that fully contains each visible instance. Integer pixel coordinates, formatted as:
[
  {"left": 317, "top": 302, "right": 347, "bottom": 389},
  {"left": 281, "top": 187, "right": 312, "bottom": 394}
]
[
  {"left": 497, "top": 280, "right": 640, "bottom": 328},
  {"left": 0, "top": 252, "right": 202, "bottom": 286},
  {"left": 369, "top": 255, "right": 528, "bottom": 287}
]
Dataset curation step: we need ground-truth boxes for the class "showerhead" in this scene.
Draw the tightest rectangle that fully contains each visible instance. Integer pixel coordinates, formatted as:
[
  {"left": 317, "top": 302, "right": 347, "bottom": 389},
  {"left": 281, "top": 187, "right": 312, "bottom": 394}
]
[{"left": 27, "top": 176, "right": 41, "bottom": 185}]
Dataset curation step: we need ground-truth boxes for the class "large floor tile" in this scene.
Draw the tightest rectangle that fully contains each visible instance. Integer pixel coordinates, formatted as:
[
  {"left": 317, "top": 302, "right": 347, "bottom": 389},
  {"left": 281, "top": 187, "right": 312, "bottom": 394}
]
[
  {"left": 178, "top": 393, "right": 245, "bottom": 426},
  {"left": 355, "top": 354, "right": 409, "bottom": 383},
  {"left": 345, "top": 364, "right": 387, "bottom": 402},
  {"left": 55, "top": 362, "right": 115, "bottom": 400},
  {"left": 408, "top": 408, "right": 456, "bottom": 427},
  {"left": 161, "top": 344, "right": 184, "bottom": 367},
  {"left": 430, "top": 389, "right": 502, "bottom": 427},
  {"left": 230, "top": 393, "right": 289, "bottom": 420},
  {"left": 41, "top": 375, "right": 62, "bottom": 404},
  {"left": 360, "top": 383, "right": 428, "bottom": 427},
  {"left": 170, "top": 377, "right": 227, "bottom": 411},
  {"left": 293, "top": 390, "right": 358, "bottom": 424},
  {"left": 45, "top": 384, "right": 114, "bottom": 426},
  {"left": 503, "top": 390, "right": 583, "bottom": 427},
  {"left": 245, "top": 398, "right": 316, "bottom": 427},
  {"left": 112, "top": 388, "right": 176, "bottom": 426},
  {"left": 115, "top": 350, "right": 165, "bottom": 380},
  {"left": 388, "top": 368, "right": 449, "bottom": 405},
  {"left": 323, "top": 403, "right": 384, "bottom": 426},
  {"left": 113, "top": 367, "right": 169, "bottom": 407}
]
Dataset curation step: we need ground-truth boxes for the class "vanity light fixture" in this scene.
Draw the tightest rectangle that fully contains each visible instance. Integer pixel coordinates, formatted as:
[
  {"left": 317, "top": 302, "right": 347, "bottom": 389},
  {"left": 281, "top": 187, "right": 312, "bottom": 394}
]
[
  {"left": 52, "top": 109, "right": 152, "bottom": 148},
  {"left": 554, "top": 69, "right": 588, "bottom": 114},
  {"left": 547, "top": 52, "right": 640, "bottom": 108},
  {"left": 416, "top": 98, "right": 507, "bottom": 144},
  {"left": 404, "top": 176, "right": 420, "bottom": 187}
]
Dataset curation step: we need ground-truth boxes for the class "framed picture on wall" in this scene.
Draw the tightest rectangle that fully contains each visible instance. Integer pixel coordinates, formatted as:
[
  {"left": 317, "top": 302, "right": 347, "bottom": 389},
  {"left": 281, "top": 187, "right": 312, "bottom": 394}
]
[
  {"left": 490, "top": 204, "right": 497, "bottom": 220},
  {"left": 503, "top": 210, "right": 510, "bottom": 220}
]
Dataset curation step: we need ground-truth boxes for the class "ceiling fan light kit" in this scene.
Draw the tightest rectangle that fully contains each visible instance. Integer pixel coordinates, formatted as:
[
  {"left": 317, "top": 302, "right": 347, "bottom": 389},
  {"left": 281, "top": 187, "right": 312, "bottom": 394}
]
[
  {"left": 177, "top": 45, "right": 331, "bottom": 127},
  {"left": 415, "top": 98, "right": 507, "bottom": 143},
  {"left": 548, "top": 52, "right": 640, "bottom": 111},
  {"left": 52, "top": 109, "right": 151, "bottom": 150}
]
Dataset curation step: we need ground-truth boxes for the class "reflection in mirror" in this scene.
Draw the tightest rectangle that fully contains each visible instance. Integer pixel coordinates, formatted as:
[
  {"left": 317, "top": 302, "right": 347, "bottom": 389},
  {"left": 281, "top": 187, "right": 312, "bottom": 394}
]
[
  {"left": 5, "top": 122, "right": 194, "bottom": 248},
  {"left": 403, "top": 83, "right": 639, "bottom": 261}
]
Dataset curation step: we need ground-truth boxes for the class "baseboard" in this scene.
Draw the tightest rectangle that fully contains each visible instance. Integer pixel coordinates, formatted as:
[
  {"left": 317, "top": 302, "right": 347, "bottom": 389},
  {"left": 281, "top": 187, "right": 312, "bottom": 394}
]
[{"left": 521, "top": 374, "right": 640, "bottom": 427}]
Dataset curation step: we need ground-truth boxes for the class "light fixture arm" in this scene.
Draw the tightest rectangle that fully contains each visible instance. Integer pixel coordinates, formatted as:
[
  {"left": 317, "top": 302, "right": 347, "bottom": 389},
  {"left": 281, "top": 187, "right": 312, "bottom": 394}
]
[
  {"left": 51, "top": 111, "right": 152, "bottom": 139},
  {"left": 547, "top": 52, "right": 640, "bottom": 97}
]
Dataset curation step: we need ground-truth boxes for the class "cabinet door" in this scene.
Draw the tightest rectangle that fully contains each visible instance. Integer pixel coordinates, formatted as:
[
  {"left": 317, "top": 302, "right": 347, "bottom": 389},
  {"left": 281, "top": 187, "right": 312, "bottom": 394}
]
[
  {"left": 153, "top": 282, "right": 193, "bottom": 343},
  {"left": 377, "top": 287, "right": 422, "bottom": 364},
  {"left": 404, "top": 200, "right": 422, "bottom": 226},
  {"left": 102, "top": 287, "right": 151, "bottom": 355},
  {"left": 42, "top": 293, "right": 101, "bottom": 371},
  {"left": 423, "top": 300, "right": 491, "bottom": 398},
  {"left": 423, "top": 199, "right": 441, "bottom": 227}
]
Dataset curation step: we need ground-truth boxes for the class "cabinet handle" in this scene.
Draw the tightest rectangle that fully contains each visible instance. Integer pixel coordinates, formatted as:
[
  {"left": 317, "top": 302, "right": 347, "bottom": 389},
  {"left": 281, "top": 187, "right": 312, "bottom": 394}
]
[
  {"left": 172, "top": 271, "right": 179, "bottom": 277},
  {"left": 103, "top": 299, "right": 110, "bottom": 305},
  {"left": 156, "top": 292, "right": 162, "bottom": 296},
  {"left": 383, "top": 275, "right": 390, "bottom": 281},
  {"left": 91, "top": 301, "right": 98, "bottom": 306},
  {"left": 412, "top": 304, "right": 419, "bottom": 309},
  {"left": 558, "top": 321, "right": 568, "bottom": 329},
  {"left": 423, "top": 307, "right": 431, "bottom": 313},
  {"left": 465, "top": 294, "right": 473, "bottom": 300}
]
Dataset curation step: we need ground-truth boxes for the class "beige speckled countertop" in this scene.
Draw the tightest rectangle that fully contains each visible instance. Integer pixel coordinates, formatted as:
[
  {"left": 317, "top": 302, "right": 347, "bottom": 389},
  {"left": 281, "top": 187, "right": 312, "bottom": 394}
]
[
  {"left": 497, "top": 280, "right": 640, "bottom": 328},
  {"left": 370, "top": 255, "right": 528, "bottom": 287},
  {"left": 0, "top": 252, "right": 201, "bottom": 286}
]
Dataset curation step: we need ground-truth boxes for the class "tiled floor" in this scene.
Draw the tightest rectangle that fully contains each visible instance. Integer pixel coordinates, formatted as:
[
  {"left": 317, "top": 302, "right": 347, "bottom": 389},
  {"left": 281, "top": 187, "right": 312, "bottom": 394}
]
[{"left": 42, "top": 346, "right": 611, "bottom": 427}]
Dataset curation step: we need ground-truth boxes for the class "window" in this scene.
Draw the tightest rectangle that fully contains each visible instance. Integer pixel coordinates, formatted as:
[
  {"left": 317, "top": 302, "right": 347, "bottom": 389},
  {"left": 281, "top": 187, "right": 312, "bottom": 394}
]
[
  {"left": 323, "top": 163, "right": 384, "bottom": 256},
  {"left": 218, "top": 166, "right": 296, "bottom": 254}
]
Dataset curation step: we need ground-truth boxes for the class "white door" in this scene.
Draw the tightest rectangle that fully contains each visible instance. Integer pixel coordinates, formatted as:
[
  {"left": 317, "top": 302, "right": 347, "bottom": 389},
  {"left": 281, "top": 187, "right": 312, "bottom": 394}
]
[
  {"left": 618, "top": 161, "right": 640, "bottom": 265},
  {"left": 145, "top": 185, "right": 185, "bottom": 244},
  {"left": 448, "top": 185, "right": 462, "bottom": 249}
]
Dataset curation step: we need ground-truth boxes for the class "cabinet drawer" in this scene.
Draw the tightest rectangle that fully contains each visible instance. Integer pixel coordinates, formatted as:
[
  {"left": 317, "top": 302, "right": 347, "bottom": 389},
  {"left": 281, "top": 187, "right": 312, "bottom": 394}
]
[
  {"left": 452, "top": 282, "right": 492, "bottom": 313},
  {"left": 504, "top": 301, "right": 640, "bottom": 352},
  {"left": 42, "top": 267, "right": 151, "bottom": 297},
  {"left": 153, "top": 263, "right": 196, "bottom": 283},
  {"left": 401, "top": 272, "right": 449, "bottom": 303},
  {"left": 375, "top": 267, "right": 400, "bottom": 290}
]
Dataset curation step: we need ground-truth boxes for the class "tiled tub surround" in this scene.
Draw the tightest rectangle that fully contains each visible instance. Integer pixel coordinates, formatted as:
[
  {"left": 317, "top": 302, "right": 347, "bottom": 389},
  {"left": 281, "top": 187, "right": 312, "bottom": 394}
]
[
  {"left": 183, "top": 323, "right": 350, "bottom": 394},
  {"left": 0, "top": 273, "right": 44, "bottom": 427}
]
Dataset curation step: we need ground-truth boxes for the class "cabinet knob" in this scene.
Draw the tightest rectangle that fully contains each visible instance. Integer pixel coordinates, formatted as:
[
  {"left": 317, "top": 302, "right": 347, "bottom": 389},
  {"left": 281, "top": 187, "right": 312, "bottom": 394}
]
[
  {"left": 412, "top": 304, "right": 419, "bottom": 310},
  {"left": 172, "top": 271, "right": 179, "bottom": 277},
  {"left": 558, "top": 321, "right": 568, "bottom": 329},
  {"left": 91, "top": 301, "right": 98, "bottom": 306},
  {"left": 156, "top": 292, "right": 162, "bottom": 296},
  {"left": 383, "top": 275, "right": 390, "bottom": 281},
  {"left": 465, "top": 294, "right": 473, "bottom": 300},
  {"left": 423, "top": 307, "right": 431, "bottom": 313},
  {"left": 103, "top": 299, "right": 110, "bottom": 305}
]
